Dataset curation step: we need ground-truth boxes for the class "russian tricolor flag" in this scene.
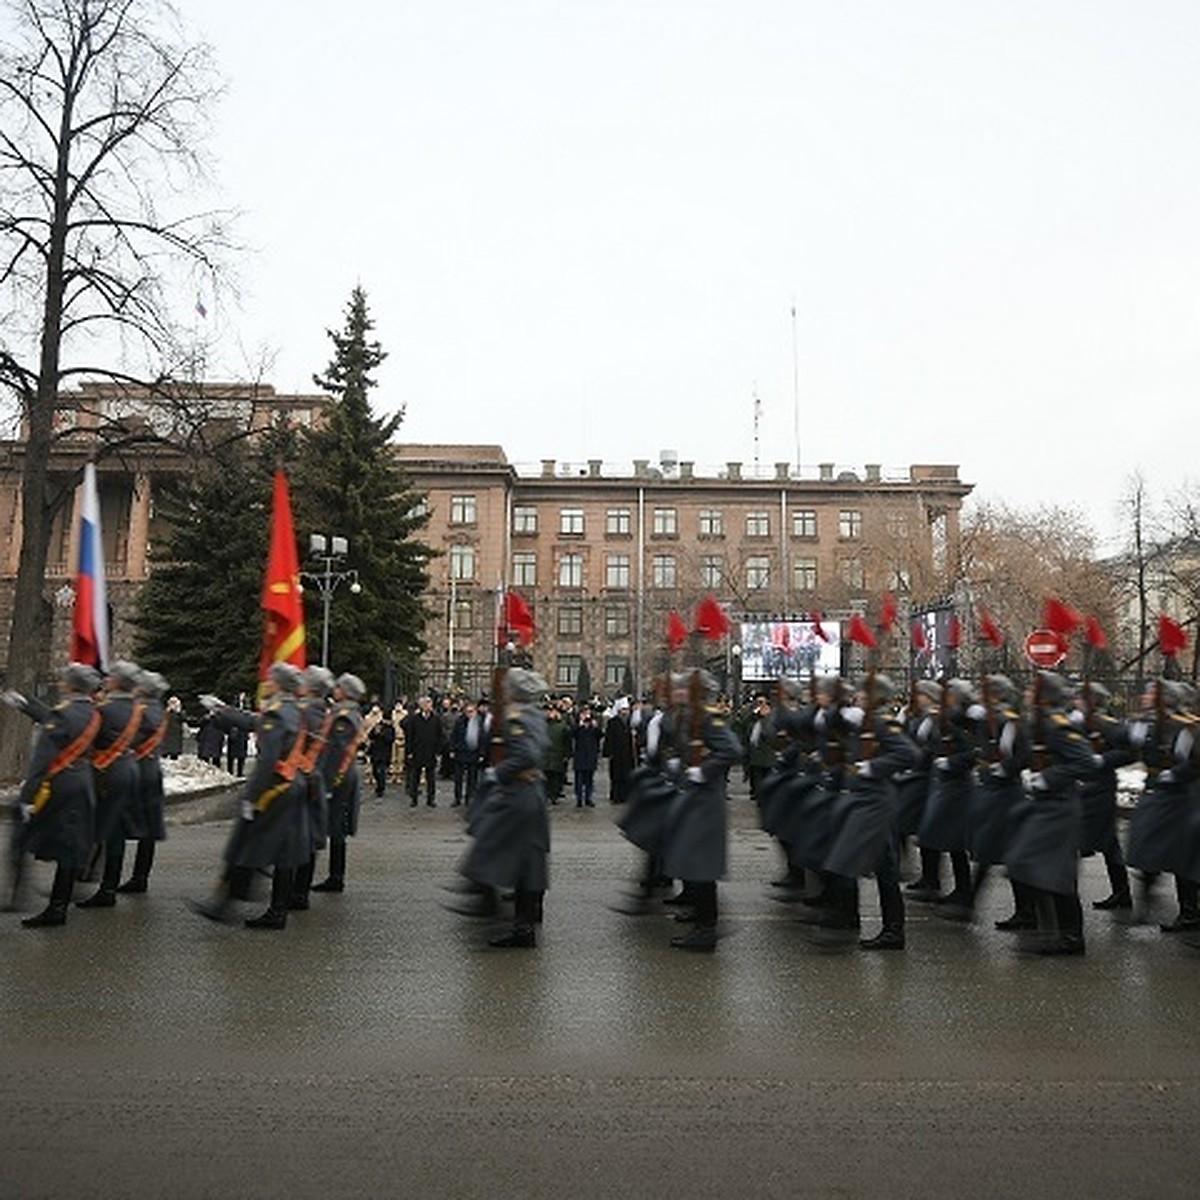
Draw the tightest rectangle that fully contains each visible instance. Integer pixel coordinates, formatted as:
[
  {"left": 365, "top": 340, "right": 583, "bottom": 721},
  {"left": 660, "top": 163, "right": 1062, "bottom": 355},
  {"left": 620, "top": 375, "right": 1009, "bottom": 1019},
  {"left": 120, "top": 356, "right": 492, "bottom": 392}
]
[{"left": 71, "top": 462, "right": 109, "bottom": 670}]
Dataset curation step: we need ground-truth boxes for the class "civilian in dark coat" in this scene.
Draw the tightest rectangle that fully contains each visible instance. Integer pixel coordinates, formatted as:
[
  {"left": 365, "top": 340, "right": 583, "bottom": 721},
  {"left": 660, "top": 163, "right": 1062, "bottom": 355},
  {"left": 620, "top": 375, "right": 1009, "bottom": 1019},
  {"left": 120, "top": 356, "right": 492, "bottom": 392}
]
[
  {"left": 603, "top": 698, "right": 636, "bottom": 804},
  {"left": 367, "top": 712, "right": 395, "bottom": 798},
  {"left": 195, "top": 711, "right": 225, "bottom": 766},
  {"left": 402, "top": 696, "right": 444, "bottom": 806},
  {"left": 3, "top": 662, "right": 102, "bottom": 927},
  {"left": 161, "top": 696, "right": 184, "bottom": 759},
  {"left": 571, "top": 707, "right": 603, "bottom": 806}
]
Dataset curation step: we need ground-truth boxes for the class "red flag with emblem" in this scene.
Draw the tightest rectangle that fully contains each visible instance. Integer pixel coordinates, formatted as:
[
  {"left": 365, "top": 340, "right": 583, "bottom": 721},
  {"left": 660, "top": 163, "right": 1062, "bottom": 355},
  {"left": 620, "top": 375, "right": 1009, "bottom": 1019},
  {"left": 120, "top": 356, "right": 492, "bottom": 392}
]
[
  {"left": 502, "top": 590, "right": 536, "bottom": 646},
  {"left": 879, "top": 592, "right": 898, "bottom": 634},
  {"left": 1084, "top": 615, "right": 1108, "bottom": 650},
  {"left": 259, "top": 470, "right": 306, "bottom": 679}
]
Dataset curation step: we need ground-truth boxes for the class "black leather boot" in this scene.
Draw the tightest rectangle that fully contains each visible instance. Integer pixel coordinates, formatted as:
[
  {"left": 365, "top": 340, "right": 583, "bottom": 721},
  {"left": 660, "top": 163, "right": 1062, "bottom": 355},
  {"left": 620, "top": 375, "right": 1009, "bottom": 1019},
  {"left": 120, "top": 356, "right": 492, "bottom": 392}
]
[
  {"left": 290, "top": 858, "right": 314, "bottom": 910},
  {"left": 312, "top": 841, "right": 346, "bottom": 892},
  {"left": 245, "top": 868, "right": 292, "bottom": 930},
  {"left": 117, "top": 839, "right": 155, "bottom": 893},
  {"left": 23, "top": 863, "right": 74, "bottom": 928},
  {"left": 78, "top": 837, "right": 123, "bottom": 908}
]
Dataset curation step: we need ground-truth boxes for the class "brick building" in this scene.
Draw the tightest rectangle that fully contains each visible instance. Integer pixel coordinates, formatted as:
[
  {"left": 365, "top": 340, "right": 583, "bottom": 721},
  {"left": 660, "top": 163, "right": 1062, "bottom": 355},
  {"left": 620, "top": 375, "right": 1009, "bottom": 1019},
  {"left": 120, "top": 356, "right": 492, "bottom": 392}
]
[{"left": 0, "top": 382, "right": 973, "bottom": 697}]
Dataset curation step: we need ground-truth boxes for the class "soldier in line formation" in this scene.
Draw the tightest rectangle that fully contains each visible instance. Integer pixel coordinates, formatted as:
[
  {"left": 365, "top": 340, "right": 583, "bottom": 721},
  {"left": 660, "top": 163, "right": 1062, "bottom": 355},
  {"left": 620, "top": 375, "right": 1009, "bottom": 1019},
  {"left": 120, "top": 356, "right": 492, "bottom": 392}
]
[
  {"left": 751, "top": 668, "right": 1200, "bottom": 956},
  {"left": 2, "top": 661, "right": 171, "bottom": 926},
  {"left": 188, "top": 663, "right": 366, "bottom": 929}
]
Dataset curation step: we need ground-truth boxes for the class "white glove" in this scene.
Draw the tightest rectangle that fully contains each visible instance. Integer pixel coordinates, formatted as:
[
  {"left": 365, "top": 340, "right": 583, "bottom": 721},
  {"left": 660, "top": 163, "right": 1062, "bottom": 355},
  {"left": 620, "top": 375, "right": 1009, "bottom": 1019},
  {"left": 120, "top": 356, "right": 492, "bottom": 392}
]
[
  {"left": 855, "top": 760, "right": 874, "bottom": 779},
  {"left": 988, "top": 762, "right": 1006, "bottom": 778},
  {"left": 1029, "top": 773, "right": 1049, "bottom": 791},
  {"left": 917, "top": 716, "right": 935, "bottom": 742},
  {"left": 1091, "top": 754, "right": 1105, "bottom": 769},
  {"left": 966, "top": 704, "right": 986, "bottom": 722},
  {"left": 841, "top": 705, "right": 865, "bottom": 729},
  {"left": 1158, "top": 769, "right": 1175, "bottom": 786},
  {"left": 685, "top": 765, "right": 704, "bottom": 784},
  {"left": 1068, "top": 709, "right": 1086, "bottom": 728},
  {"left": 483, "top": 767, "right": 498, "bottom": 784},
  {"left": 19, "top": 803, "right": 33, "bottom": 823},
  {"left": 934, "top": 757, "right": 950, "bottom": 771},
  {"left": 199, "top": 694, "right": 223, "bottom": 711},
  {"left": 1128, "top": 721, "right": 1148, "bottom": 749},
  {"left": 666, "top": 757, "right": 682, "bottom": 777},
  {"left": 1, "top": 689, "right": 26, "bottom": 709},
  {"left": 240, "top": 799, "right": 256, "bottom": 821}
]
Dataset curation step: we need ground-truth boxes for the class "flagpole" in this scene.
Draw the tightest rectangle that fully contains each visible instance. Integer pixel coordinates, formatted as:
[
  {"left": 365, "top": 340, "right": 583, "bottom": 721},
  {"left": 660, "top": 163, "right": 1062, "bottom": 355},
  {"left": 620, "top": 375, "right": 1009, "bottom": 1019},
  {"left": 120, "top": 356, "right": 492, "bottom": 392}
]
[{"left": 791, "top": 299, "right": 800, "bottom": 475}]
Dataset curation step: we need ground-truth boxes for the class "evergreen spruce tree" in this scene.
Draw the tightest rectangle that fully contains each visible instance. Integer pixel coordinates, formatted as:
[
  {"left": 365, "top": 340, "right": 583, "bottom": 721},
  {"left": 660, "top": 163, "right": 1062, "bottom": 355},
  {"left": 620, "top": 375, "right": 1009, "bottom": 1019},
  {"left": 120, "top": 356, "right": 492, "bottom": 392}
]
[
  {"left": 294, "top": 287, "right": 431, "bottom": 685},
  {"left": 132, "top": 440, "right": 275, "bottom": 701}
]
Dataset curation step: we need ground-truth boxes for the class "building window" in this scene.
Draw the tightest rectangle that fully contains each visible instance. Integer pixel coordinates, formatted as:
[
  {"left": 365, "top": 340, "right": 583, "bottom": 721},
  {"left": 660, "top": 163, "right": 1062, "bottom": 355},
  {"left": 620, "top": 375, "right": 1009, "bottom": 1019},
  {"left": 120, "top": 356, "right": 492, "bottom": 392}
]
[
  {"left": 699, "top": 508, "right": 723, "bottom": 537},
  {"left": 652, "top": 554, "right": 677, "bottom": 589},
  {"left": 746, "top": 510, "right": 770, "bottom": 538},
  {"left": 746, "top": 555, "right": 770, "bottom": 591},
  {"left": 793, "top": 557, "right": 818, "bottom": 592},
  {"left": 560, "top": 507, "right": 585, "bottom": 536},
  {"left": 839, "top": 509, "right": 862, "bottom": 539},
  {"left": 841, "top": 558, "right": 865, "bottom": 590},
  {"left": 605, "top": 605, "right": 630, "bottom": 637},
  {"left": 449, "top": 544, "right": 476, "bottom": 581},
  {"left": 451, "top": 599, "right": 473, "bottom": 631},
  {"left": 606, "top": 507, "right": 631, "bottom": 536},
  {"left": 450, "top": 494, "right": 477, "bottom": 525},
  {"left": 792, "top": 509, "right": 817, "bottom": 539},
  {"left": 512, "top": 552, "right": 537, "bottom": 588},
  {"left": 652, "top": 507, "right": 677, "bottom": 537},
  {"left": 513, "top": 504, "right": 538, "bottom": 535},
  {"left": 556, "top": 655, "right": 581, "bottom": 690},
  {"left": 891, "top": 567, "right": 912, "bottom": 593},
  {"left": 606, "top": 553, "right": 630, "bottom": 589},
  {"left": 701, "top": 555, "right": 723, "bottom": 590},
  {"left": 604, "top": 658, "right": 629, "bottom": 690},
  {"left": 558, "top": 552, "right": 583, "bottom": 588},
  {"left": 558, "top": 605, "right": 583, "bottom": 637}
]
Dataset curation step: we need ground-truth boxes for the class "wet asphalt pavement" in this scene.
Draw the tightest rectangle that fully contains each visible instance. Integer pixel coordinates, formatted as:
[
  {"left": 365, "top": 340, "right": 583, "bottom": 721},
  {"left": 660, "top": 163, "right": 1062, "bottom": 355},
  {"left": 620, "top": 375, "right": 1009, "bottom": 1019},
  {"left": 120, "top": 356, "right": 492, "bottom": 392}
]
[{"left": 0, "top": 780, "right": 1197, "bottom": 1199}]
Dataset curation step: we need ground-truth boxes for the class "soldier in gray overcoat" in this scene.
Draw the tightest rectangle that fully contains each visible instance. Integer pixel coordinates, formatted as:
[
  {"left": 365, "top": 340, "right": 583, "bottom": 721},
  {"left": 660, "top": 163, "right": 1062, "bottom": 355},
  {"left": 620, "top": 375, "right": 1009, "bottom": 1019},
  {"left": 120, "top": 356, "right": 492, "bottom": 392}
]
[
  {"left": 115, "top": 669, "right": 169, "bottom": 895},
  {"left": 311, "top": 672, "right": 365, "bottom": 895},
  {"left": 190, "top": 662, "right": 309, "bottom": 929},
  {"left": 660, "top": 669, "right": 742, "bottom": 951},
  {"left": 1004, "top": 671, "right": 1096, "bottom": 955},
  {"left": 3, "top": 662, "right": 102, "bottom": 927},
  {"left": 289, "top": 665, "right": 334, "bottom": 909},
  {"left": 818, "top": 675, "right": 919, "bottom": 950},
  {"left": 76, "top": 660, "right": 144, "bottom": 910},
  {"left": 457, "top": 667, "right": 551, "bottom": 948}
]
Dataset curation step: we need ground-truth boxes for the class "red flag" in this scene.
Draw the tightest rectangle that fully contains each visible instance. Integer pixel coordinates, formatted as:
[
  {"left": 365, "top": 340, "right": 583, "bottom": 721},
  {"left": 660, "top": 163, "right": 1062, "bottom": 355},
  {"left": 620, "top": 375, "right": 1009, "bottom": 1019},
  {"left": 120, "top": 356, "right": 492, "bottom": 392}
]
[
  {"left": 879, "top": 592, "right": 898, "bottom": 634},
  {"left": 1084, "top": 615, "right": 1108, "bottom": 650},
  {"left": 260, "top": 470, "right": 306, "bottom": 678},
  {"left": 978, "top": 607, "right": 1004, "bottom": 648},
  {"left": 948, "top": 614, "right": 962, "bottom": 650},
  {"left": 1043, "top": 597, "right": 1083, "bottom": 637},
  {"left": 666, "top": 610, "right": 688, "bottom": 652},
  {"left": 693, "top": 594, "right": 731, "bottom": 641},
  {"left": 503, "top": 590, "right": 536, "bottom": 646},
  {"left": 1159, "top": 614, "right": 1188, "bottom": 658},
  {"left": 847, "top": 614, "right": 877, "bottom": 649},
  {"left": 808, "top": 611, "right": 829, "bottom": 642},
  {"left": 910, "top": 620, "right": 927, "bottom": 652}
]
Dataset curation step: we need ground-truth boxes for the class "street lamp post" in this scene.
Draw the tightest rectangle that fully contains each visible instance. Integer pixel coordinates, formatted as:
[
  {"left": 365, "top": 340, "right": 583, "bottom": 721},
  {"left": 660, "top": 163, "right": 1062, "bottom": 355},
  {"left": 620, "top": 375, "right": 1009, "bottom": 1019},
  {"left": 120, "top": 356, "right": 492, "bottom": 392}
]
[{"left": 301, "top": 533, "right": 362, "bottom": 668}]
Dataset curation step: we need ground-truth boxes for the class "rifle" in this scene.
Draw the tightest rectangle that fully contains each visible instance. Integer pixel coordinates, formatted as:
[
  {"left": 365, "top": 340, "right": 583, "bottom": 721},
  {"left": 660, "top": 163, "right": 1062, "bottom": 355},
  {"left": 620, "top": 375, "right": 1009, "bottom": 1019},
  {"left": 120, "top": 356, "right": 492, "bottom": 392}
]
[{"left": 489, "top": 663, "right": 508, "bottom": 768}]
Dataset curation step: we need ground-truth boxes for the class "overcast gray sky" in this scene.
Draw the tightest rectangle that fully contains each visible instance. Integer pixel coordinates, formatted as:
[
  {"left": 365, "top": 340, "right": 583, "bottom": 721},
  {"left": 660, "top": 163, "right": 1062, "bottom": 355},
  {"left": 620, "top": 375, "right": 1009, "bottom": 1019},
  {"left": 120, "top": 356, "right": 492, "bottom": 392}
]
[{"left": 186, "top": 1, "right": 1200, "bottom": 550}]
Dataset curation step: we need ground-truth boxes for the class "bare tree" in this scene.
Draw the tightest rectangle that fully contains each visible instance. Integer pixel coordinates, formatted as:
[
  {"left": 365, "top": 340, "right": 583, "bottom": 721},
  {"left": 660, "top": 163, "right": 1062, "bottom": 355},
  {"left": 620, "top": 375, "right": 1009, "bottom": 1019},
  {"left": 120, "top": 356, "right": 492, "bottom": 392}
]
[{"left": 0, "top": 0, "right": 233, "bottom": 779}]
